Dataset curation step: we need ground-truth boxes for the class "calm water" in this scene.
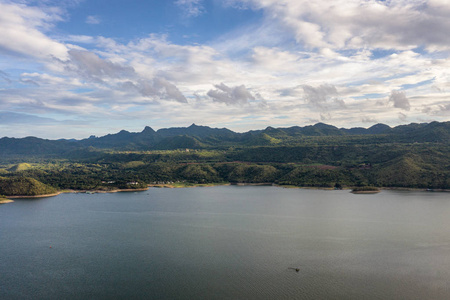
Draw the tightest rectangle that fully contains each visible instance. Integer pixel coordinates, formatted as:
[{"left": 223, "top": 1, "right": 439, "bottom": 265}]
[{"left": 1, "top": 186, "right": 450, "bottom": 299}]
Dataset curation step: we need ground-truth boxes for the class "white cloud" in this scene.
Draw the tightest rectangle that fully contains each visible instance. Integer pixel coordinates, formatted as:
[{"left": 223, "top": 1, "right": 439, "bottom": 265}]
[
  {"left": 122, "top": 79, "right": 188, "bottom": 103},
  {"left": 0, "top": 1, "right": 68, "bottom": 60},
  {"left": 85, "top": 15, "right": 100, "bottom": 25},
  {"left": 234, "top": 0, "right": 450, "bottom": 51},
  {"left": 251, "top": 47, "right": 302, "bottom": 74},
  {"left": 207, "top": 83, "right": 256, "bottom": 105},
  {"left": 67, "top": 49, "right": 136, "bottom": 81},
  {"left": 175, "top": 0, "right": 205, "bottom": 17},
  {"left": 389, "top": 90, "right": 411, "bottom": 111},
  {"left": 0, "top": 0, "right": 449, "bottom": 138},
  {"left": 302, "top": 84, "right": 338, "bottom": 110}
]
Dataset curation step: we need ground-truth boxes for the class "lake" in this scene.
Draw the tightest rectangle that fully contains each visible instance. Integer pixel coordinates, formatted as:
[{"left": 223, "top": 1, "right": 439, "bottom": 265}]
[{"left": 1, "top": 186, "right": 450, "bottom": 299}]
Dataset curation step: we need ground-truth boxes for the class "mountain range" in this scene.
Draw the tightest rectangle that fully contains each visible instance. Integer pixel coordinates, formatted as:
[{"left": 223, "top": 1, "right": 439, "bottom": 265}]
[{"left": 0, "top": 121, "right": 449, "bottom": 158}]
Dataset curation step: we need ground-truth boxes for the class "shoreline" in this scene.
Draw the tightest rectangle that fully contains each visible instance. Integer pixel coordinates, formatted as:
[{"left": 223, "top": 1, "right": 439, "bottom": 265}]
[
  {"left": 5, "top": 188, "right": 150, "bottom": 199},
  {"left": 8, "top": 192, "right": 62, "bottom": 199},
  {"left": 67, "top": 188, "right": 149, "bottom": 194},
  {"left": 275, "top": 185, "right": 450, "bottom": 193},
  {"left": 0, "top": 199, "right": 14, "bottom": 204},
  {"left": 231, "top": 182, "right": 274, "bottom": 186},
  {"left": 148, "top": 183, "right": 230, "bottom": 188},
  {"left": 3, "top": 185, "right": 448, "bottom": 199},
  {"left": 351, "top": 190, "right": 381, "bottom": 194}
]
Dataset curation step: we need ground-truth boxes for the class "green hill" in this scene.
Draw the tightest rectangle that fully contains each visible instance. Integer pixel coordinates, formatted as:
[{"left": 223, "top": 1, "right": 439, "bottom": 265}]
[
  {"left": 154, "top": 135, "right": 205, "bottom": 150},
  {"left": 374, "top": 155, "right": 428, "bottom": 188},
  {"left": 8, "top": 163, "right": 33, "bottom": 172},
  {"left": 0, "top": 177, "right": 57, "bottom": 196}
]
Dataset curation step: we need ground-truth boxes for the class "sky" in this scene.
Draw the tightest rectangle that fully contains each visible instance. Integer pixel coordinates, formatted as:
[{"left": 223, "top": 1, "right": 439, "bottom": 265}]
[{"left": 0, "top": 0, "right": 449, "bottom": 139}]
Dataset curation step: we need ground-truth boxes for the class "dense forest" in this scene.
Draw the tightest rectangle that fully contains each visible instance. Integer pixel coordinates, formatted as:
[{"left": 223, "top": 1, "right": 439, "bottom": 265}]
[
  {"left": 0, "top": 176, "right": 56, "bottom": 196},
  {"left": 0, "top": 121, "right": 449, "bottom": 196}
]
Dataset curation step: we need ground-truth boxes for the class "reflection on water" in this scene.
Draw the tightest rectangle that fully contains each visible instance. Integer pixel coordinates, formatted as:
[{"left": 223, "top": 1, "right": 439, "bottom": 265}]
[{"left": 1, "top": 186, "right": 450, "bottom": 299}]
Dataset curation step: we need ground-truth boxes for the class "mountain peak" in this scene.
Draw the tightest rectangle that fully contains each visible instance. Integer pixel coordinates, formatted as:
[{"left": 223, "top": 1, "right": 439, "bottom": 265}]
[
  {"left": 142, "top": 126, "right": 155, "bottom": 134},
  {"left": 368, "top": 123, "right": 391, "bottom": 134},
  {"left": 313, "top": 122, "right": 337, "bottom": 129}
]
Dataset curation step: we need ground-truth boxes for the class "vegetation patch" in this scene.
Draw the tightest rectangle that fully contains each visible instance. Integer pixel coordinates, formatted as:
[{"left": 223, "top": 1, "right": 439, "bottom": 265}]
[
  {"left": 8, "top": 163, "right": 33, "bottom": 172},
  {"left": 351, "top": 186, "right": 380, "bottom": 194},
  {"left": 0, "top": 176, "right": 57, "bottom": 196}
]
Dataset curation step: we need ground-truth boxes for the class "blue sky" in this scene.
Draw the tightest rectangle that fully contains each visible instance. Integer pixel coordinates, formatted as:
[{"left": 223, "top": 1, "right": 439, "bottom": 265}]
[{"left": 0, "top": 0, "right": 449, "bottom": 138}]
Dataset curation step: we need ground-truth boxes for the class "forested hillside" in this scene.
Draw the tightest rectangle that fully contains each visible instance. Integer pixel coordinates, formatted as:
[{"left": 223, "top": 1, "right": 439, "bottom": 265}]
[
  {"left": 0, "top": 177, "right": 57, "bottom": 196},
  {"left": 0, "top": 121, "right": 449, "bottom": 195},
  {"left": 1, "top": 122, "right": 449, "bottom": 157}
]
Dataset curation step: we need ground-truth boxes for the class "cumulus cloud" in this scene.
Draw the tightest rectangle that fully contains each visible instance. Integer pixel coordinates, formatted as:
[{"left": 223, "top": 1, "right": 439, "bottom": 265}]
[
  {"left": 389, "top": 90, "right": 411, "bottom": 111},
  {"left": 334, "top": 98, "right": 346, "bottom": 108},
  {"left": 121, "top": 79, "right": 187, "bottom": 103},
  {"left": 420, "top": 102, "right": 450, "bottom": 116},
  {"left": 0, "top": 0, "right": 448, "bottom": 138},
  {"left": 235, "top": 0, "right": 450, "bottom": 51},
  {"left": 150, "top": 78, "right": 188, "bottom": 103},
  {"left": 0, "top": 2, "right": 68, "bottom": 60},
  {"left": 302, "top": 84, "right": 338, "bottom": 109},
  {"left": 429, "top": 103, "right": 450, "bottom": 115},
  {"left": 0, "top": 4, "right": 191, "bottom": 108},
  {"left": 207, "top": 83, "right": 256, "bottom": 105}
]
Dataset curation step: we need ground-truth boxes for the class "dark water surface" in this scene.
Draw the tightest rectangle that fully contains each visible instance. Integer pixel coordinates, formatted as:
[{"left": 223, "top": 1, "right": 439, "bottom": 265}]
[{"left": 1, "top": 186, "right": 450, "bottom": 299}]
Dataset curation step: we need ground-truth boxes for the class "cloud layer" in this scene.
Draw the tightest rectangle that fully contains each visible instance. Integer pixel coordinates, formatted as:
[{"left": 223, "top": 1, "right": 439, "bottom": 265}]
[{"left": 0, "top": 0, "right": 449, "bottom": 138}]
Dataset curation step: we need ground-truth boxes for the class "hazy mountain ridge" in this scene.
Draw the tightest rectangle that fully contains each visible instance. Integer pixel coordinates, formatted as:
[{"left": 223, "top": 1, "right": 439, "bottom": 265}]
[{"left": 0, "top": 121, "right": 449, "bottom": 158}]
